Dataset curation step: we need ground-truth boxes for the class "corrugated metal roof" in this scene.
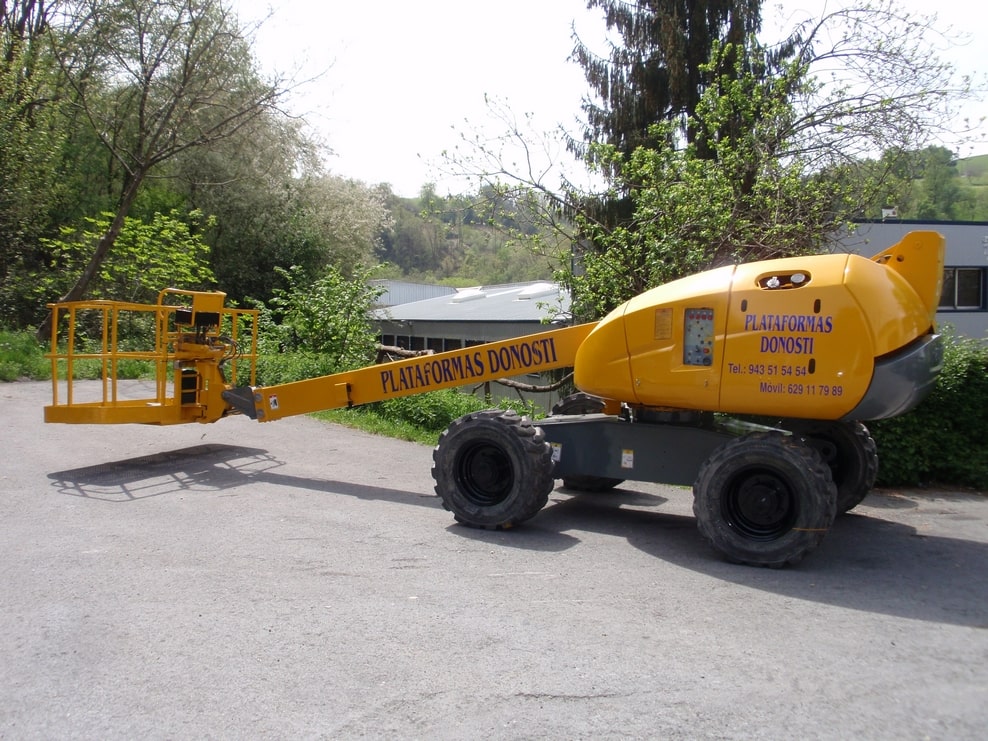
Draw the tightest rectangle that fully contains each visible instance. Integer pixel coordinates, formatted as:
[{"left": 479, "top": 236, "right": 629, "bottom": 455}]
[
  {"left": 369, "top": 280, "right": 457, "bottom": 307},
  {"left": 373, "top": 281, "right": 571, "bottom": 323}
]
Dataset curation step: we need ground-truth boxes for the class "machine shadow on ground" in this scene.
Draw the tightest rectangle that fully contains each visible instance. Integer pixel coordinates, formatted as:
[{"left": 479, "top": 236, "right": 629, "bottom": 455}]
[
  {"left": 47, "top": 443, "right": 440, "bottom": 508},
  {"left": 498, "top": 487, "right": 988, "bottom": 629}
]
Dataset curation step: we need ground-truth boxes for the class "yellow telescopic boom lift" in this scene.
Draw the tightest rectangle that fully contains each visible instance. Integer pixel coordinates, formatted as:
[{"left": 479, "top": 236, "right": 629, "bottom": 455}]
[{"left": 45, "top": 231, "right": 945, "bottom": 566}]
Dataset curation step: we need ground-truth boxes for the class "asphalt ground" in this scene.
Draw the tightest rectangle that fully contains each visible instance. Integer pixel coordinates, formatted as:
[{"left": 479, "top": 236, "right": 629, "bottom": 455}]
[{"left": 2, "top": 380, "right": 986, "bottom": 739}]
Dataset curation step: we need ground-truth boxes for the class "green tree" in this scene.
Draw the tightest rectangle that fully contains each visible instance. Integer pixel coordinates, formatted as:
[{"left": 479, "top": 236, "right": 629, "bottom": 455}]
[
  {"left": 172, "top": 115, "right": 319, "bottom": 305},
  {"left": 568, "top": 43, "right": 836, "bottom": 318},
  {"left": 32, "top": 209, "right": 215, "bottom": 310},
  {"left": 913, "top": 147, "right": 962, "bottom": 220},
  {"left": 170, "top": 113, "right": 390, "bottom": 306},
  {"left": 294, "top": 176, "right": 393, "bottom": 275},
  {"left": 855, "top": 146, "right": 985, "bottom": 221},
  {"left": 0, "top": 0, "right": 66, "bottom": 325},
  {"left": 257, "top": 263, "right": 384, "bottom": 373},
  {"left": 41, "top": 0, "right": 289, "bottom": 330},
  {"left": 564, "top": 0, "right": 975, "bottom": 319},
  {"left": 572, "top": 0, "right": 765, "bottom": 165}
]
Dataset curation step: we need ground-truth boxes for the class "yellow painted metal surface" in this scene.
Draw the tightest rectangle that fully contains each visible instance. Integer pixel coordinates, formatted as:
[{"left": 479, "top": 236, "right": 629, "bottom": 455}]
[
  {"left": 717, "top": 253, "right": 873, "bottom": 417},
  {"left": 575, "top": 231, "right": 945, "bottom": 420},
  {"left": 251, "top": 323, "right": 596, "bottom": 421},
  {"left": 45, "top": 289, "right": 258, "bottom": 425}
]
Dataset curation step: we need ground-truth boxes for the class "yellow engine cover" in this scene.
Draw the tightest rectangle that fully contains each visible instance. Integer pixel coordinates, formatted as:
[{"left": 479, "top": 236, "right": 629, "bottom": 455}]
[{"left": 573, "top": 231, "right": 945, "bottom": 421}]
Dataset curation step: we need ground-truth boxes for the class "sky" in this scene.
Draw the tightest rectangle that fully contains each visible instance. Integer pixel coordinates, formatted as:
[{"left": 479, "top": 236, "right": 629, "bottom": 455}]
[{"left": 235, "top": 0, "right": 988, "bottom": 198}]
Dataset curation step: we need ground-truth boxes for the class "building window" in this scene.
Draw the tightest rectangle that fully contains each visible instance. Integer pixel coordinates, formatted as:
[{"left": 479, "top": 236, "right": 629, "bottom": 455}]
[{"left": 940, "top": 268, "right": 985, "bottom": 311}]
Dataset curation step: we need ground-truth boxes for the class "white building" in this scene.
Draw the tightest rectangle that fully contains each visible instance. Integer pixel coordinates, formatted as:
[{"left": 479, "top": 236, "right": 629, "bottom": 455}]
[
  {"left": 837, "top": 220, "right": 988, "bottom": 340},
  {"left": 372, "top": 281, "right": 571, "bottom": 410},
  {"left": 374, "top": 281, "right": 570, "bottom": 353}
]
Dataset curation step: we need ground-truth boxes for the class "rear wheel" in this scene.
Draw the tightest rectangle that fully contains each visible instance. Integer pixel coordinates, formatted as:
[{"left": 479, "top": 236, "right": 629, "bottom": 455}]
[
  {"left": 786, "top": 421, "right": 878, "bottom": 514},
  {"left": 432, "top": 410, "right": 554, "bottom": 529},
  {"left": 693, "top": 433, "right": 837, "bottom": 567},
  {"left": 550, "top": 393, "right": 623, "bottom": 492}
]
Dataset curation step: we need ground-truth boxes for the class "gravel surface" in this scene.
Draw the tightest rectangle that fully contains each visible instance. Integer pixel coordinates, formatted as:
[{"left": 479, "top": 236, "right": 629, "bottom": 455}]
[{"left": 2, "top": 380, "right": 987, "bottom": 739}]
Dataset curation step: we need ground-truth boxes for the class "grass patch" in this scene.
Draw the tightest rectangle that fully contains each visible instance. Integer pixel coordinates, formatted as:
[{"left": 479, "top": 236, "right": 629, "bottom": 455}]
[
  {"left": 312, "top": 407, "right": 441, "bottom": 446},
  {"left": 1, "top": 329, "right": 161, "bottom": 382},
  {"left": 309, "top": 388, "right": 542, "bottom": 446},
  {"left": 957, "top": 153, "right": 988, "bottom": 184},
  {"left": 0, "top": 330, "right": 49, "bottom": 381}
]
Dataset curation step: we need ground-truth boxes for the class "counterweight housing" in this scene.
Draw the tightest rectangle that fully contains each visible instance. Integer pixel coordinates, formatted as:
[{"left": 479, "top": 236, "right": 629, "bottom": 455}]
[{"left": 574, "top": 231, "right": 945, "bottom": 420}]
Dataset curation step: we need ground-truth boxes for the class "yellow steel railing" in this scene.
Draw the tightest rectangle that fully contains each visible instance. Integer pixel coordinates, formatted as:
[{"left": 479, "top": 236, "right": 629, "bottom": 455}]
[{"left": 45, "top": 289, "right": 257, "bottom": 425}]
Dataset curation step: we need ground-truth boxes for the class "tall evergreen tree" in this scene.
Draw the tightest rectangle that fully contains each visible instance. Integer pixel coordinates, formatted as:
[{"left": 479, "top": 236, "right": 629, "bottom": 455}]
[
  {"left": 572, "top": 0, "right": 763, "bottom": 165},
  {"left": 567, "top": 1, "right": 774, "bottom": 290}
]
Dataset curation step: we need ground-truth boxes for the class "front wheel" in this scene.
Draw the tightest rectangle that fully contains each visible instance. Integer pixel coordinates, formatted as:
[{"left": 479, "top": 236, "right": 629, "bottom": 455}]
[
  {"left": 432, "top": 410, "right": 554, "bottom": 529},
  {"left": 693, "top": 433, "right": 837, "bottom": 567}
]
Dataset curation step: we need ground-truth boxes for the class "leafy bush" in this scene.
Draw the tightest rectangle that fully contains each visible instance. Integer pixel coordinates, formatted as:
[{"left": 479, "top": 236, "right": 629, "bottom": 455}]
[
  {"left": 869, "top": 330, "right": 988, "bottom": 490},
  {"left": 252, "top": 263, "right": 388, "bottom": 386},
  {"left": 366, "top": 389, "right": 491, "bottom": 435},
  {"left": 256, "top": 264, "right": 384, "bottom": 370},
  {"left": 254, "top": 352, "right": 340, "bottom": 386},
  {"left": 3, "top": 210, "right": 216, "bottom": 328},
  {"left": 0, "top": 329, "right": 159, "bottom": 382}
]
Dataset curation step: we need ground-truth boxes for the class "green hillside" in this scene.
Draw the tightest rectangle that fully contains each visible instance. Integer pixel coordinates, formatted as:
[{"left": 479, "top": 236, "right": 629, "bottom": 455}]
[{"left": 957, "top": 153, "right": 988, "bottom": 186}]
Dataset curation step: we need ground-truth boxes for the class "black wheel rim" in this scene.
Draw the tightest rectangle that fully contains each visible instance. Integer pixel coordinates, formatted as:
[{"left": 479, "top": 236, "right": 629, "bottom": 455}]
[
  {"left": 723, "top": 470, "right": 798, "bottom": 540},
  {"left": 455, "top": 441, "right": 513, "bottom": 506}
]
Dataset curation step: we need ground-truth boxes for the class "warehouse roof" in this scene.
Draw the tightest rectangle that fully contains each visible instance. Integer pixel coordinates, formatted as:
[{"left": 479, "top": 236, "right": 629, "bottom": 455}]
[
  {"left": 373, "top": 281, "right": 571, "bottom": 324},
  {"left": 369, "top": 279, "right": 456, "bottom": 307}
]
